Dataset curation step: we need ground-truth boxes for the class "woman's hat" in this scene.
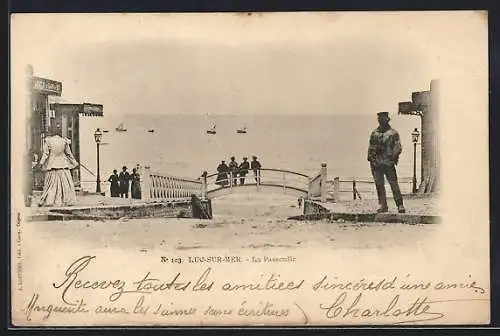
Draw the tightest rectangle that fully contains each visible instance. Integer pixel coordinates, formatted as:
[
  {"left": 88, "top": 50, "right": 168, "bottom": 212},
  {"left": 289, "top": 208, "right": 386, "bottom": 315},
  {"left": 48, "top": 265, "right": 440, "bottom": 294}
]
[{"left": 122, "top": 166, "right": 127, "bottom": 170}]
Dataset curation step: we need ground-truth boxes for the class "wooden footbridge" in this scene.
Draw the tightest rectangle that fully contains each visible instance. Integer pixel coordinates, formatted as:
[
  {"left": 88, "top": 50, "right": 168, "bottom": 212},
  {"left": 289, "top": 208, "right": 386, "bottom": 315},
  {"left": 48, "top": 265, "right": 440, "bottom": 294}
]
[
  {"left": 82, "top": 164, "right": 413, "bottom": 220},
  {"left": 139, "top": 163, "right": 337, "bottom": 203},
  {"left": 91, "top": 163, "right": 413, "bottom": 205}
]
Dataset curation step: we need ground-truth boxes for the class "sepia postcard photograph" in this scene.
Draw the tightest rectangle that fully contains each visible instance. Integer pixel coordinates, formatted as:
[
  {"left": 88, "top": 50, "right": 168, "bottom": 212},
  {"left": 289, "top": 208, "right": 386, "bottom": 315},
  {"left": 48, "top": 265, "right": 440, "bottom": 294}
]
[{"left": 9, "top": 11, "right": 489, "bottom": 327}]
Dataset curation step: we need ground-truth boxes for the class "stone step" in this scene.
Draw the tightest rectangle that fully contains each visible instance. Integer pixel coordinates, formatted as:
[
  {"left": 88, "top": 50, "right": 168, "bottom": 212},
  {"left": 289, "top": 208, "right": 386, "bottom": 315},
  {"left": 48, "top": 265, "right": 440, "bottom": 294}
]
[
  {"left": 289, "top": 212, "right": 440, "bottom": 225},
  {"left": 27, "top": 199, "right": 213, "bottom": 222}
]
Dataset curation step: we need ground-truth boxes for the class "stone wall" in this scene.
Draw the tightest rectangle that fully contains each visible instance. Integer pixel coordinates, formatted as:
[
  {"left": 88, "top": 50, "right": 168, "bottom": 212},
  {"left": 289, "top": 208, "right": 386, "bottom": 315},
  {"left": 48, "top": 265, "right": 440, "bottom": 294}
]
[
  {"left": 303, "top": 199, "right": 330, "bottom": 215},
  {"left": 40, "top": 199, "right": 213, "bottom": 221}
]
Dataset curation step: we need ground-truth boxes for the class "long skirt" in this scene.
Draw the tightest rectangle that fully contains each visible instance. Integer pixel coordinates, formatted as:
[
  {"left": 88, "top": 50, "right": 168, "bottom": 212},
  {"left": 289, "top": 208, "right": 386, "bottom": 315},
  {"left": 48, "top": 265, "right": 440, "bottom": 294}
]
[
  {"left": 110, "top": 183, "right": 120, "bottom": 197},
  {"left": 215, "top": 173, "right": 228, "bottom": 186},
  {"left": 131, "top": 181, "right": 141, "bottom": 199},
  {"left": 38, "top": 169, "right": 77, "bottom": 207}
]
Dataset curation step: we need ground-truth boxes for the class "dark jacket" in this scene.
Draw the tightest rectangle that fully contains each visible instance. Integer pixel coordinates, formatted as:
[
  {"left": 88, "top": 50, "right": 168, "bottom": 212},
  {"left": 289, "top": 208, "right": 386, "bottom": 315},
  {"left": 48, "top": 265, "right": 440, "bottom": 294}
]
[
  {"left": 108, "top": 173, "right": 119, "bottom": 185},
  {"left": 217, "top": 163, "right": 229, "bottom": 173},
  {"left": 367, "top": 126, "right": 402, "bottom": 166},
  {"left": 216, "top": 163, "right": 229, "bottom": 185},
  {"left": 131, "top": 172, "right": 141, "bottom": 198},
  {"left": 228, "top": 160, "right": 239, "bottom": 174},
  {"left": 107, "top": 173, "right": 120, "bottom": 196},
  {"left": 239, "top": 161, "right": 250, "bottom": 175},
  {"left": 251, "top": 160, "right": 261, "bottom": 171},
  {"left": 119, "top": 171, "right": 131, "bottom": 191}
]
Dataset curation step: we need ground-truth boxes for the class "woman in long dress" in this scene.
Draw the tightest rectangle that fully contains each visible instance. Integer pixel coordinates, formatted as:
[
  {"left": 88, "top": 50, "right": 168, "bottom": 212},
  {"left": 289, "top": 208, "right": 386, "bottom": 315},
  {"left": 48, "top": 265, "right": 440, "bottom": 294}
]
[
  {"left": 107, "top": 169, "right": 120, "bottom": 197},
  {"left": 36, "top": 125, "right": 79, "bottom": 207},
  {"left": 130, "top": 168, "right": 141, "bottom": 199},
  {"left": 215, "top": 160, "right": 229, "bottom": 187}
]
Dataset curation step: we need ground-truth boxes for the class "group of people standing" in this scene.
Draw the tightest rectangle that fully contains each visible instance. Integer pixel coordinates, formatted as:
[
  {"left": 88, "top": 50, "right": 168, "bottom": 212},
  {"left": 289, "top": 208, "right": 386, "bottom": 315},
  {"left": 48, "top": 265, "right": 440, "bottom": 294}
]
[
  {"left": 215, "top": 155, "right": 261, "bottom": 187},
  {"left": 107, "top": 165, "right": 141, "bottom": 199}
]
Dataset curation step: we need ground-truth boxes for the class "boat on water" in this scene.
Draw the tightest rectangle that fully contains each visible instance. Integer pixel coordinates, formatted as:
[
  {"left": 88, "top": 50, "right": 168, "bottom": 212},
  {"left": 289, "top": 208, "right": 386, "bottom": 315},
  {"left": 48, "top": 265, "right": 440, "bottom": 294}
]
[
  {"left": 148, "top": 129, "right": 155, "bottom": 133},
  {"left": 115, "top": 122, "right": 127, "bottom": 132},
  {"left": 206, "top": 124, "right": 217, "bottom": 135},
  {"left": 236, "top": 126, "right": 247, "bottom": 134}
]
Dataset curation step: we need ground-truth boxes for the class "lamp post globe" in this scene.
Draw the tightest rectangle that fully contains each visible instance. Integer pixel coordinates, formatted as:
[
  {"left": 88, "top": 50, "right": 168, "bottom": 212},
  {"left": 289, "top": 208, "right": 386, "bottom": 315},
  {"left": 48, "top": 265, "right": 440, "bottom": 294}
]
[
  {"left": 94, "top": 128, "right": 103, "bottom": 144},
  {"left": 94, "top": 128, "right": 103, "bottom": 193},
  {"left": 411, "top": 128, "right": 420, "bottom": 193},
  {"left": 411, "top": 128, "right": 420, "bottom": 144}
]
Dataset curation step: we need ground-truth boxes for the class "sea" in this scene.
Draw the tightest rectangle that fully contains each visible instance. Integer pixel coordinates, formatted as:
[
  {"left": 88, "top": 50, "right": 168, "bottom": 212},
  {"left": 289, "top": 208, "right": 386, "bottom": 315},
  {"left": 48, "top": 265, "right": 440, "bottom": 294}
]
[{"left": 78, "top": 114, "right": 421, "bottom": 195}]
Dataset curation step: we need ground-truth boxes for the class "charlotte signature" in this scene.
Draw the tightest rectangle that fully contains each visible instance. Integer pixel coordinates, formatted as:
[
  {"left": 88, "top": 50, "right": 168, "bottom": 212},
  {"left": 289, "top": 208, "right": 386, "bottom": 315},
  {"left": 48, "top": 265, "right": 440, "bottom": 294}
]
[{"left": 318, "top": 291, "right": 487, "bottom": 324}]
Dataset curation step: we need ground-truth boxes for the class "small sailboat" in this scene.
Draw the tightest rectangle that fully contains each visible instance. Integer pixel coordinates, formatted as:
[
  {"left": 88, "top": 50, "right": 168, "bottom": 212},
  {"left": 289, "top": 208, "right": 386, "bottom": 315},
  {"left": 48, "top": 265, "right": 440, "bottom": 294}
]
[
  {"left": 115, "top": 122, "right": 127, "bottom": 132},
  {"left": 236, "top": 126, "right": 247, "bottom": 134},
  {"left": 206, "top": 124, "right": 216, "bottom": 135}
]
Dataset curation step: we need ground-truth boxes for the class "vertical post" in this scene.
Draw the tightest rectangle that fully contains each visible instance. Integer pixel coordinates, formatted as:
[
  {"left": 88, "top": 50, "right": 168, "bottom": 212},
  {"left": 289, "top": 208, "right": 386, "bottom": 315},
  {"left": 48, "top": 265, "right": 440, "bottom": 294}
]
[
  {"left": 201, "top": 171, "right": 207, "bottom": 200},
  {"left": 25, "top": 64, "right": 34, "bottom": 206},
  {"left": 44, "top": 93, "right": 51, "bottom": 133},
  {"left": 430, "top": 79, "right": 440, "bottom": 192},
  {"left": 419, "top": 87, "right": 432, "bottom": 193},
  {"left": 229, "top": 171, "right": 233, "bottom": 189},
  {"left": 307, "top": 178, "right": 312, "bottom": 199},
  {"left": 420, "top": 110, "right": 425, "bottom": 193},
  {"left": 413, "top": 141, "right": 418, "bottom": 191},
  {"left": 95, "top": 142, "right": 101, "bottom": 193},
  {"left": 320, "top": 163, "right": 327, "bottom": 203},
  {"left": 352, "top": 179, "right": 357, "bottom": 200},
  {"left": 333, "top": 177, "right": 340, "bottom": 203},
  {"left": 140, "top": 165, "right": 152, "bottom": 202},
  {"left": 256, "top": 169, "right": 260, "bottom": 190}
]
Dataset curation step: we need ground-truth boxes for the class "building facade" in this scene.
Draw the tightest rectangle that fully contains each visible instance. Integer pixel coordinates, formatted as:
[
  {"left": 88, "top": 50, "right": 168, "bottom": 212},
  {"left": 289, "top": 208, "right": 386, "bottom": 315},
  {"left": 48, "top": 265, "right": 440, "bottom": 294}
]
[
  {"left": 49, "top": 103, "right": 104, "bottom": 189},
  {"left": 398, "top": 79, "right": 440, "bottom": 193},
  {"left": 28, "top": 68, "right": 64, "bottom": 192},
  {"left": 26, "top": 65, "right": 103, "bottom": 199}
]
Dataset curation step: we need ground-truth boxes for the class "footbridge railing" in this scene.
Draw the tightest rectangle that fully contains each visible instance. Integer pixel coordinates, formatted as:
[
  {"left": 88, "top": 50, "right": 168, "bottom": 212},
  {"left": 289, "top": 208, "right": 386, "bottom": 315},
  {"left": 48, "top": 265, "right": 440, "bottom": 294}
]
[
  {"left": 140, "top": 166, "right": 204, "bottom": 202},
  {"left": 130, "top": 163, "right": 358, "bottom": 203},
  {"left": 86, "top": 163, "right": 409, "bottom": 203},
  {"left": 202, "top": 163, "right": 331, "bottom": 201},
  {"left": 326, "top": 177, "right": 415, "bottom": 201}
]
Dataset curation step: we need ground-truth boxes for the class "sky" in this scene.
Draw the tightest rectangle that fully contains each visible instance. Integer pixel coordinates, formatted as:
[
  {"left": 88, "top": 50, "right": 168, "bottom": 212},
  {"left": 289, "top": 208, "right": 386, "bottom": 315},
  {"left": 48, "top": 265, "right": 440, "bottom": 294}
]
[{"left": 11, "top": 11, "right": 486, "bottom": 116}]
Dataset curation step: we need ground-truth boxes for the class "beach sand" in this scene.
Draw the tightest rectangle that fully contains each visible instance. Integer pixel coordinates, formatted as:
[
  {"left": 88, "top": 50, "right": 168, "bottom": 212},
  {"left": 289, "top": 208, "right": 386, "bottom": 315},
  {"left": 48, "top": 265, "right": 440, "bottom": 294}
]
[{"left": 26, "top": 193, "right": 437, "bottom": 252}]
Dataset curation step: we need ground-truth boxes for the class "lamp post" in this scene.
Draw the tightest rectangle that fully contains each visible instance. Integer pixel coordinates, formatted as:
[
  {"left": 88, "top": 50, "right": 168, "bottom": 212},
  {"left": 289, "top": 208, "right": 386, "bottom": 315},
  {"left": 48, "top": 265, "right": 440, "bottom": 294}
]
[
  {"left": 94, "top": 128, "right": 103, "bottom": 193},
  {"left": 411, "top": 128, "right": 420, "bottom": 194}
]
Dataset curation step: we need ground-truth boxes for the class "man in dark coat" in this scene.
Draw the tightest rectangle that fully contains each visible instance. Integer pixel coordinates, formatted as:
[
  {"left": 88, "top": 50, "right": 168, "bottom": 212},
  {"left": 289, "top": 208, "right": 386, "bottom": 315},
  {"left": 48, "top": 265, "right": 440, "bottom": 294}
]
[
  {"left": 228, "top": 156, "right": 239, "bottom": 186},
  {"left": 367, "top": 112, "right": 405, "bottom": 213},
  {"left": 119, "top": 166, "right": 131, "bottom": 198},
  {"left": 250, "top": 155, "right": 262, "bottom": 184},
  {"left": 238, "top": 157, "right": 250, "bottom": 185}
]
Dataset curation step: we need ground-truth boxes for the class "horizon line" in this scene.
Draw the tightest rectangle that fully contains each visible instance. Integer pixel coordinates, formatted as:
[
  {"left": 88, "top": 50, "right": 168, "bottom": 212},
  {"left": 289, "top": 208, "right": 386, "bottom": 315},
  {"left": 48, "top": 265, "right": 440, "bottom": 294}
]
[{"left": 106, "top": 113, "right": 401, "bottom": 117}]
